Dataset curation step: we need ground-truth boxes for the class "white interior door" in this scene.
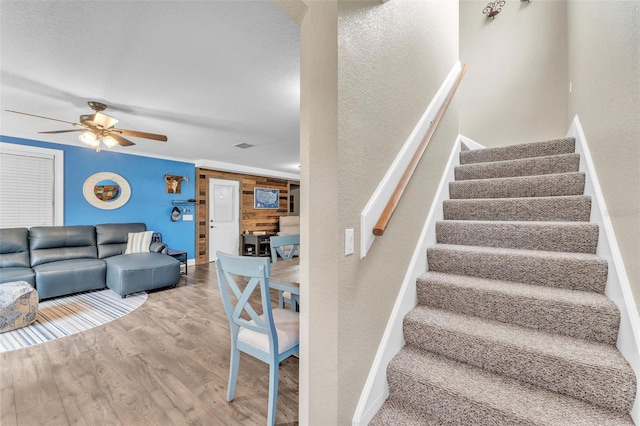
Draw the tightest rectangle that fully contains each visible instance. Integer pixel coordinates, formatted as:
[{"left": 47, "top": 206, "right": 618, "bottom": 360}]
[{"left": 208, "top": 178, "right": 240, "bottom": 262}]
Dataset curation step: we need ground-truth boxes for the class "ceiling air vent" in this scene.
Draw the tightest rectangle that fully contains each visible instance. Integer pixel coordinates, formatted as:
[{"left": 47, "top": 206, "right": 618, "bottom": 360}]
[{"left": 234, "top": 143, "right": 255, "bottom": 149}]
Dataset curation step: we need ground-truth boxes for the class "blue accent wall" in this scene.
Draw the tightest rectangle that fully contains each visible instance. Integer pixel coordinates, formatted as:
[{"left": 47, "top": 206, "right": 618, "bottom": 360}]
[{"left": 1, "top": 135, "right": 196, "bottom": 260}]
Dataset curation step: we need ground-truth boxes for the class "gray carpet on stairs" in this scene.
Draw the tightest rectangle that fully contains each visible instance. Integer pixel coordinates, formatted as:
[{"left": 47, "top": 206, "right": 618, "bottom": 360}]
[
  {"left": 459, "top": 137, "right": 575, "bottom": 164},
  {"left": 372, "top": 346, "right": 634, "bottom": 426},
  {"left": 443, "top": 195, "right": 593, "bottom": 222},
  {"left": 417, "top": 272, "right": 620, "bottom": 345},
  {"left": 449, "top": 172, "right": 586, "bottom": 199},
  {"left": 454, "top": 153, "right": 580, "bottom": 181},
  {"left": 436, "top": 220, "right": 599, "bottom": 253},
  {"left": 371, "top": 137, "right": 636, "bottom": 425},
  {"left": 403, "top": 306, "right": 635, "bottom": 412},
  {"left": 427, "top": 244, "right": 608, "bottom": 293}
]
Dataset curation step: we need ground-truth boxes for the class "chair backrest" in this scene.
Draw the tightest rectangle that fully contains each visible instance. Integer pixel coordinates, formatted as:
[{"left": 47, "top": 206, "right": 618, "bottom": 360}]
[
  {"left": 269, "top": 234, "right": 300, "bottom": 263},
  {"left": 215, "top": 252, "right": 278, "bottom": 352}
]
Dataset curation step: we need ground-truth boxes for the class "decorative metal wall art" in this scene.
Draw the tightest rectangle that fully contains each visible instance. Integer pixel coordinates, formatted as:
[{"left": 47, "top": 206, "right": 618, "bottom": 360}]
[{"left": 483, "top": 0, "right": 506, "bottom": 18}]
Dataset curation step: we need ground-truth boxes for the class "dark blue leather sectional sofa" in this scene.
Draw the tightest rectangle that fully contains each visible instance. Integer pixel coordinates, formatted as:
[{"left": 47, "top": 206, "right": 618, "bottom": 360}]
[{"left": 0, "top": 223, "right": 180, "bottom": 299}]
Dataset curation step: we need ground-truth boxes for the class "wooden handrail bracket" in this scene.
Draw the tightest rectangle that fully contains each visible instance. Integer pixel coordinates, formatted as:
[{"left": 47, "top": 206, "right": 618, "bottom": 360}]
[{"left": 372, "top": 64, "right": 468, "bottom": 237}]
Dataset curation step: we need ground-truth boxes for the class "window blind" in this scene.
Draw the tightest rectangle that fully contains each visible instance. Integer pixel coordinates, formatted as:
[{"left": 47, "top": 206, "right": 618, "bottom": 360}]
[{"left": 0, "top": 150, "right": 56, "bottom": 228}]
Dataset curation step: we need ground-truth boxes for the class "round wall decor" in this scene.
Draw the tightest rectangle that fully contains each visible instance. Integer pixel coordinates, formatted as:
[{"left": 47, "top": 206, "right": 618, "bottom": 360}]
[{"left": 83, "top": 172, "right": 131, "bottom": 210}]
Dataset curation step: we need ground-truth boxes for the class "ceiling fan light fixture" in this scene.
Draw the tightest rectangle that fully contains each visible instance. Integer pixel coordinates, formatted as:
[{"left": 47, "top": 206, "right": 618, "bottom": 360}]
[
  {"left": 79, "top": 131, "right": 98, "bottom": 146},
  {"left": 103, "top": 135, "right": 118, "bottom": 148}
]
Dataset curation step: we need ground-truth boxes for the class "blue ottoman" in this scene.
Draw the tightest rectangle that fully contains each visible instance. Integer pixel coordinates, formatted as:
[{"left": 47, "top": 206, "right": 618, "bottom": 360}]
[
  {"left": 0, "top": 281, "right": 38, "bottom": 333},
  {"left": 105, "top": 253, "right": 180, "bottom": 297}
]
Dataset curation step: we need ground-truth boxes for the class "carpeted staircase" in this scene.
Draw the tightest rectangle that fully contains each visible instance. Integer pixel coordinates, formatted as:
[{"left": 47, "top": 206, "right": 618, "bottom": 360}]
[{"left": 371, "top": 138, "right": 637, "bottom": 425}]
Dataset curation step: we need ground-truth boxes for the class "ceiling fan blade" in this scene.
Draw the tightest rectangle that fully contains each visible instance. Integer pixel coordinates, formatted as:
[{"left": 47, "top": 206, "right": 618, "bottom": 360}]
[
  {"left": 5, "top": 109, "right": 80, "bottom": 126},
  {"left": 115, "top": 128, "right": 168, "bottom": 142},
  {"left": 107, "top": 133, "right": 136, "bottom": 147},
  {"left": 39, "top": 129, "right": 84, "bottom": 134}
]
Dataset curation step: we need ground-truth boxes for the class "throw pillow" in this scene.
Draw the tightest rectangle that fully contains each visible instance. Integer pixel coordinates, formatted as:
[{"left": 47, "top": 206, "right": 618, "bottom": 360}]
[{"left": 125, "top": 231, "right": 153, "bottom": 254}]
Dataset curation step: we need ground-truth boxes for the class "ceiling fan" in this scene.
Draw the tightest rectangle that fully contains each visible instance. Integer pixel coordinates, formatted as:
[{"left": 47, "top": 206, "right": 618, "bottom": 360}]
[{"left": 5, "top": 101, "right": 168, "bottom": 152}]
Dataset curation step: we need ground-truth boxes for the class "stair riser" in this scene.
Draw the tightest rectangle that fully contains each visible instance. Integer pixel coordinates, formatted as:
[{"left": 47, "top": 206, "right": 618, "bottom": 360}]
[
  {"left": 427, "top": 247, "right": 608, "bottom": 293},
  {"left": 368, "top": 397, "right": 449, "bottom": 426},
  {"left": 436, "top": 221, "right": 599, "bottom": 254},
  {"left": 443, "top": 196, "right": 592, "bottom": 222},
  {"left": 417, "top": 277, "right": 620, "bottom": 345},
  {"left": 455, "top": 153, "right": 580, "bottom": 181},
  {"left": 459, "top": 138, "right": 575, "bottom": 165},
  {"left": 449, "top": 172, "right": 585, "bottom": 199},
  {"left": 387, "top": 374, "right": 533, "bottom": 425},
  {"left": 403, "top": 317, "right": 635, "bottom": 412}
]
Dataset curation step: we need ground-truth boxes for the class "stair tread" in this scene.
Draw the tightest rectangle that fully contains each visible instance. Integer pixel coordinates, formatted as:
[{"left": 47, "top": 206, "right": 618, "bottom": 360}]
[
  {"left": 459, "top": 137, "right": 576, "bottom": 165},
  {"left": 436, "top": 220, "right": 599, "bottom": 253},
  {"left": 417, "top": 272, "right": 619, "bottom": 344},
  {"left": 449, "top": 172, "right": 585, "bottom": 199},
  {"left": 455, "top": 153, "right": 580, "bottom": 181},
  {"left": 419, "top": 270, "right": 617, "bottom": 312},
  {"left": 430, "top": 243, "right": 605, "bottom": 263},
  {"left": 388, "top": 345, "right": 633, "bottom": 425},
  {"left": 406, "top": 305, "right": 631, "bottom": 375},
  {"left": 437, "top": 218, "right": 598, "bottom": 229},
  {"left": 427, "top": 243, "right": 608, "bottom": 292},
  {"left": 443, "top": 195, "right": 592, "bottom": 222}
]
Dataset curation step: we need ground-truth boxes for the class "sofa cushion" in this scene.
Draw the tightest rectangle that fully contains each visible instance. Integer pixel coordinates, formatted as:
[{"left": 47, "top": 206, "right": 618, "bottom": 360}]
[
  {"left": 125, "top": 231, "right": 153, "bottom": 254},
  {"left": 29, "top": 226, "right": 98, "bottom": 267},
  {"left": 0, "top": 228, "right": 30, "bottom": 268},
  {"left": 33, "top": 258, "right": 106, "bottom": 300},
  {"left": 105, "top": 253, "right": 180, "bottom": 297},
  {"left": 0, "top": 267, "right": 36, "bottom": 286},
  {"left": 96, "top": 223, "right": 146, "bottom": 259}
]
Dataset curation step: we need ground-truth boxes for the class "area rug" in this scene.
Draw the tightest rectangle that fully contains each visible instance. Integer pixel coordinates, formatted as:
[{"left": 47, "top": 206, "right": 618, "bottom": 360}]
[{"left": 0, "top": 288, "right": 147, "bottom": 352}]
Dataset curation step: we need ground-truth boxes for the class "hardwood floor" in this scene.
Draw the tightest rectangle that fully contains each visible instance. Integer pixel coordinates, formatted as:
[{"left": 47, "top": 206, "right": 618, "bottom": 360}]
[{"left": 0, "top": 262, "right": 299, "bottom": 426}]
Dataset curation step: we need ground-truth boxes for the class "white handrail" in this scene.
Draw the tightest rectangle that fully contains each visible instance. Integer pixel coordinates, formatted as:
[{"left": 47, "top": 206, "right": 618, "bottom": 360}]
[{"left": 360, "top": 61, "right": 465, "bottom": 258}]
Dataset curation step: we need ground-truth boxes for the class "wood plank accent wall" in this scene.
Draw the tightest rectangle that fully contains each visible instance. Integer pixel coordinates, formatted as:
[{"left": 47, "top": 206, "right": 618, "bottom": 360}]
[{"left": 196, "top": 168, "right": 297, "bottom": 264}]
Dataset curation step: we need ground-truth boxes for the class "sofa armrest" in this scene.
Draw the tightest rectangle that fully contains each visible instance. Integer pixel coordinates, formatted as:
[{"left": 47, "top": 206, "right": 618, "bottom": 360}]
[{"left": 150, "top": 242, "right": 168, "bottom": 254}]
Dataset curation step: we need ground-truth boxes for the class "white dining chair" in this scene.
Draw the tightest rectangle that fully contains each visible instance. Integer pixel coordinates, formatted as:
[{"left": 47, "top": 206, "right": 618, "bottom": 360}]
[{"left": 215, "top": 251, "right": 299, "bottom": 426}]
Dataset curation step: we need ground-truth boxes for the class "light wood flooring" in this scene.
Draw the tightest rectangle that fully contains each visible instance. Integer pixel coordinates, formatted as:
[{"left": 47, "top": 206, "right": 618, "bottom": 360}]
[{"left": 0, "top": 262, "right": 299, "bottom": 426}]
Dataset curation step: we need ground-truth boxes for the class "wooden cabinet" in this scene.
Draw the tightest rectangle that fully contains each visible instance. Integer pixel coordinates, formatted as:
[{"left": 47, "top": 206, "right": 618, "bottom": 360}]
[{"left": 242, "top": 234, "right": 272, "bottom": 257}]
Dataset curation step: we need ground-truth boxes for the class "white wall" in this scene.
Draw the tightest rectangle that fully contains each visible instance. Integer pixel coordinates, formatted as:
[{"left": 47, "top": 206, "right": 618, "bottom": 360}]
[
  {"left": 299, "top": 2, "right": 339, "bottom": 424},
  {"left": 459, "top": 0, "right": 639, "bottom": 312},
  {"left": 566, "top": 0, "right": 640, "bottom": 310},
  {"left": 459, "top": 0, "right": 568, "bottom": 146},
  {"left": 337, "top": 1, "right": 459, "bottom": 423}
]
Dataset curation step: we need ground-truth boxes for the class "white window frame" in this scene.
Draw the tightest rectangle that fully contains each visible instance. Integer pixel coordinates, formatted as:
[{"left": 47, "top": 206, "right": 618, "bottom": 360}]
[{"left": 0, "top": 142, "right": 64, "bottom": 226}]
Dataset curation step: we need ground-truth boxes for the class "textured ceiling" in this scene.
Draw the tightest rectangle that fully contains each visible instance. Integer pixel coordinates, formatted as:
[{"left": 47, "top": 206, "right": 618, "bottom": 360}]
[{"left": 0, "top": 0, "right": 300, "bottom": 178}]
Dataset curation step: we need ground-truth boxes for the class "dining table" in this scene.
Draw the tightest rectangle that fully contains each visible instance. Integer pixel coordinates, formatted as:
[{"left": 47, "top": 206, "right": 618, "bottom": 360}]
[{"left": 269, "top": 258, "right": 300, "bottom": 310}]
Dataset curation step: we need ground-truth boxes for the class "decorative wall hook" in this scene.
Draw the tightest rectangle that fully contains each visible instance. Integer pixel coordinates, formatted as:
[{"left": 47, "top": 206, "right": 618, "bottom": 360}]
[{"left": 483, "top": 0, "right": 506, "bottom": 18}]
